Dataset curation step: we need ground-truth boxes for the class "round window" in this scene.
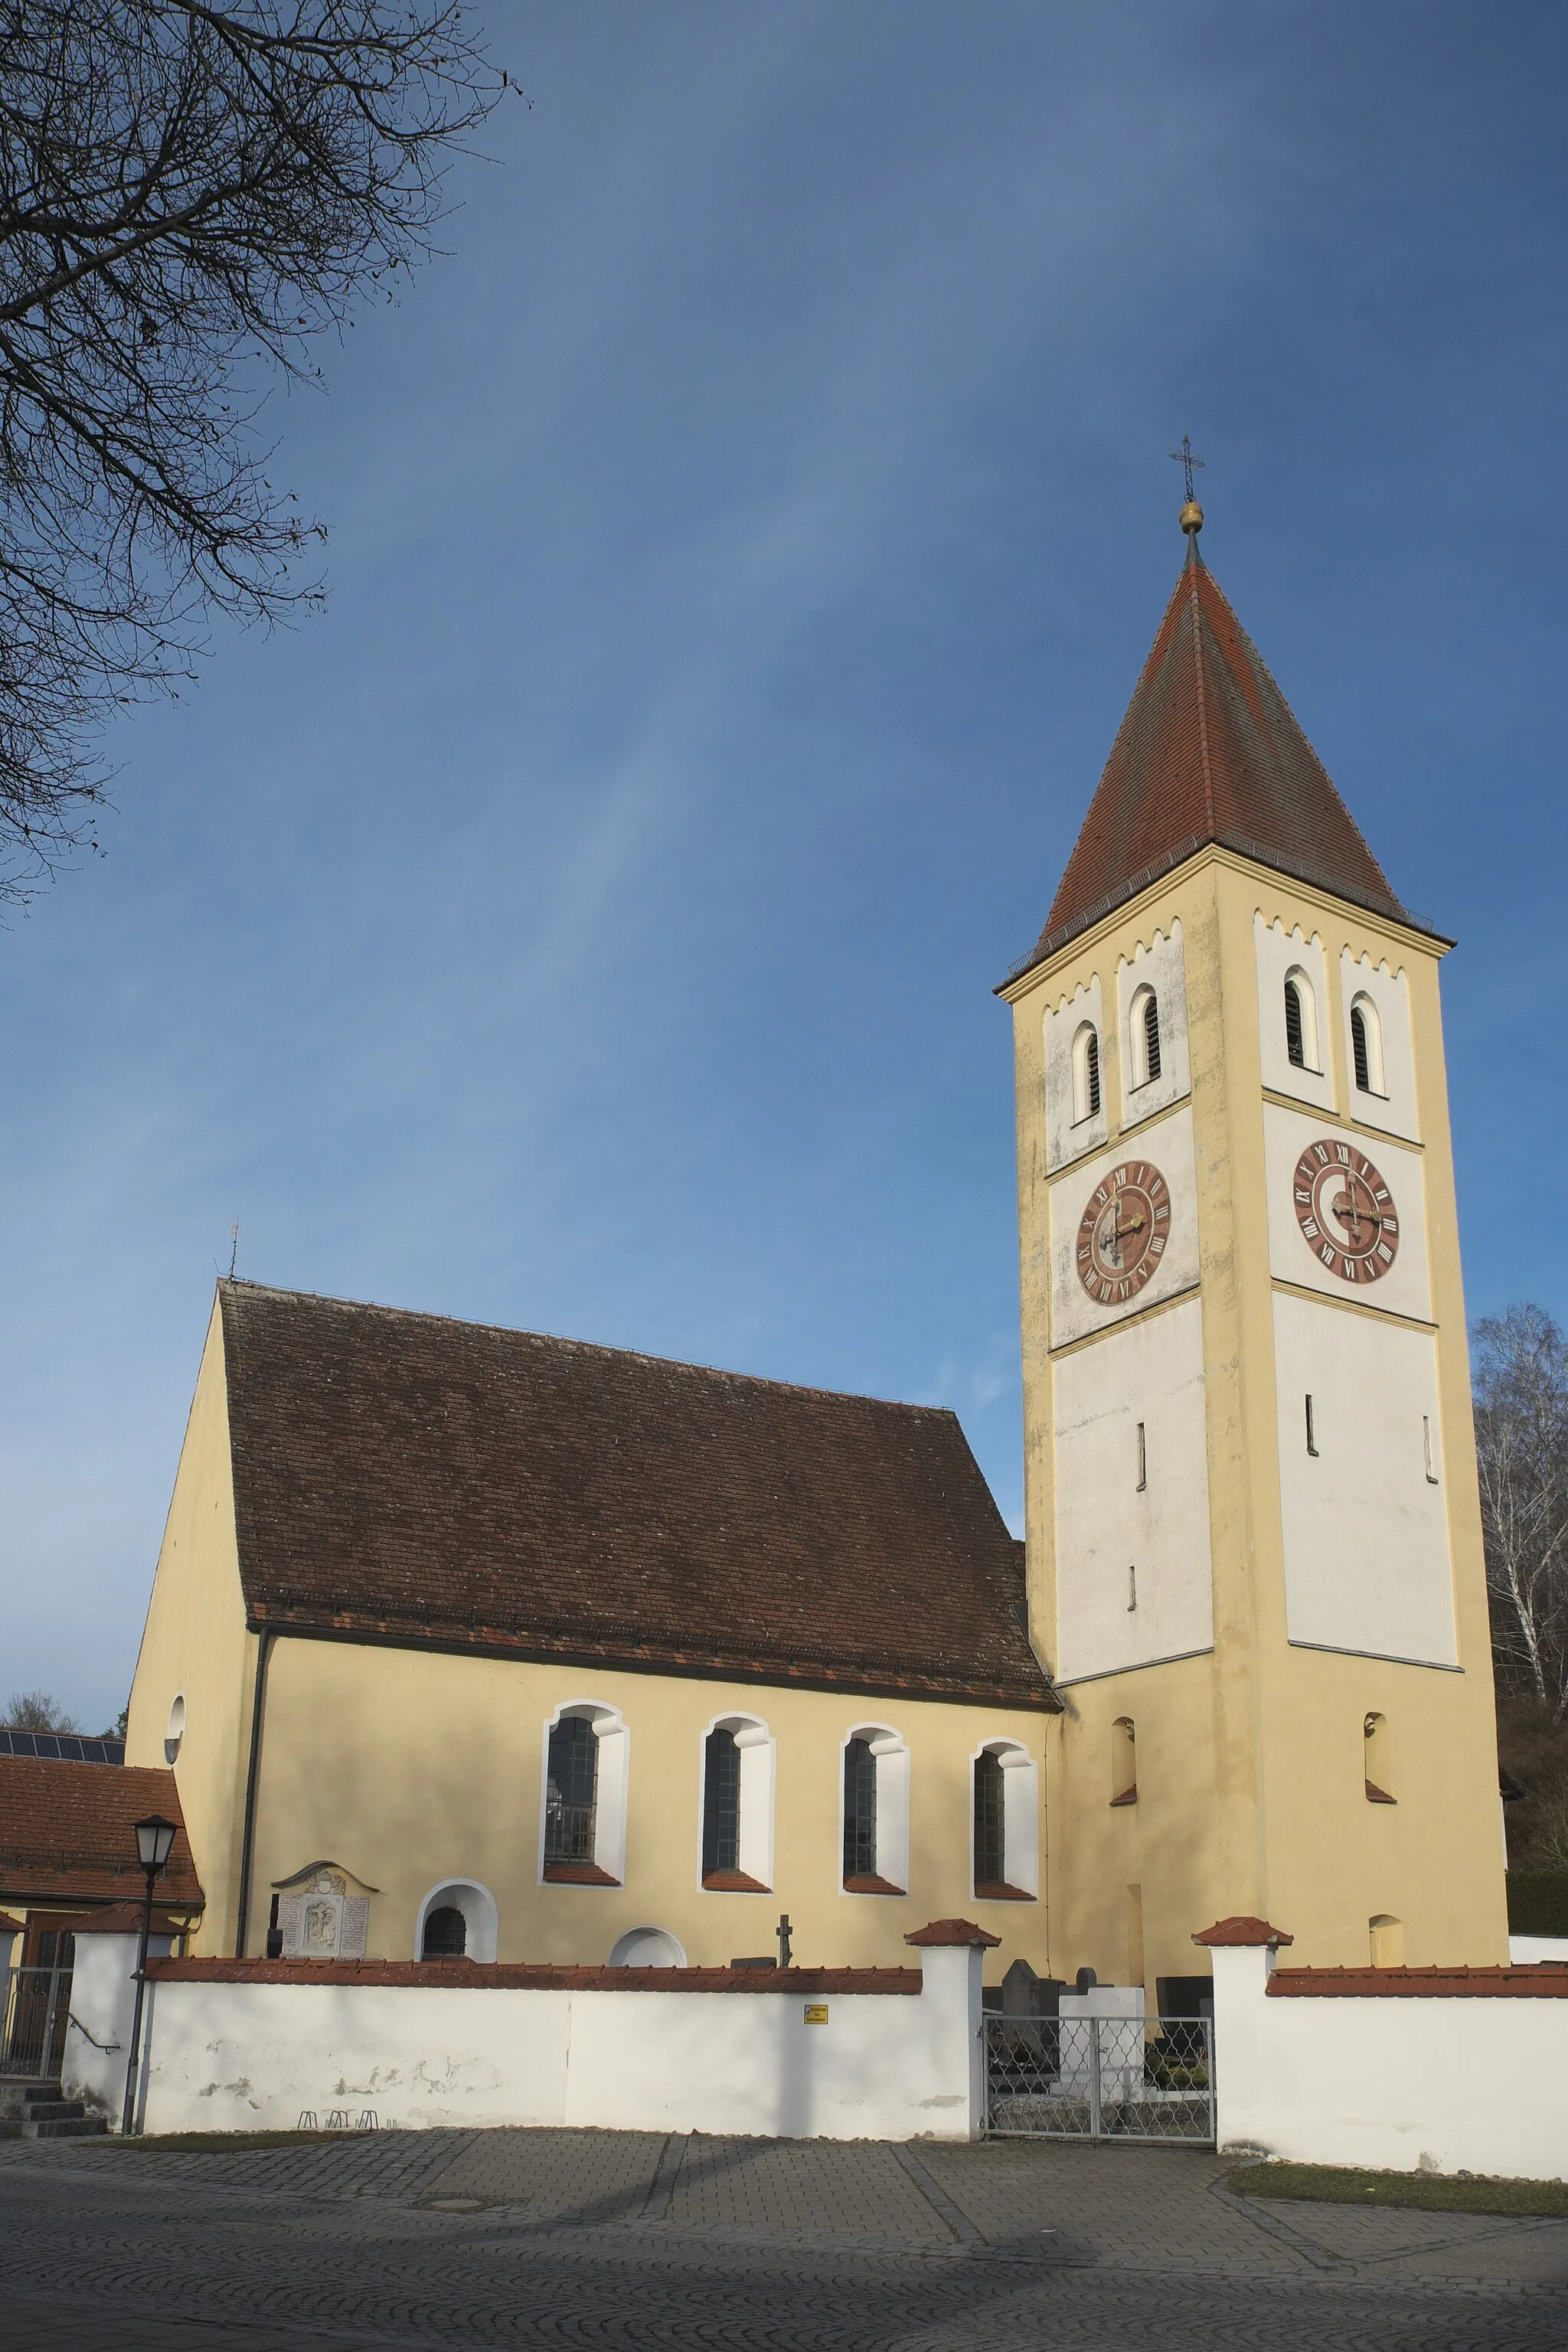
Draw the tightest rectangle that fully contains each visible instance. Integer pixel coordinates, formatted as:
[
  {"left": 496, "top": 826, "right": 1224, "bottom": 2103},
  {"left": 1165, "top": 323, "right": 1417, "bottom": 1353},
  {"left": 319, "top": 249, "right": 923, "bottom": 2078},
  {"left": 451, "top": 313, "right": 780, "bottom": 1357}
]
[{"left": 165, "top": 1694, "right": 186, "bottom": 1765}]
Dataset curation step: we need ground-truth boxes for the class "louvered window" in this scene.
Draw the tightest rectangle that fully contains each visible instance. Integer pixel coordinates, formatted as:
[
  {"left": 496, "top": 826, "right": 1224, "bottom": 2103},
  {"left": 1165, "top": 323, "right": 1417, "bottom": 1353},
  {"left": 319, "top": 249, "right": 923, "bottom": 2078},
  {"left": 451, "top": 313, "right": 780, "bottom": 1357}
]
[
  {"left": 1351, "top": 1004, "right": 1371, "bottom": 1093},
  {"left": 421, "top": 1904, "right": 466, "bottom": 1958},
  {"left": 1142, "top": 990, "right": 1161, "bottom": 1083},
  {"left": 545, "top": 1714, "right": 599, "bottom": 1863},
  {"left": 1084, "top": 1029, "right": 1100, "bottom": 1117},
  {"left": 702, "top": 1727, "right": 742, "bottom": 1878},
  {"left": 973, "top": 1751, "right": 1006, "bottom": 1888},
  {"left": 842, "top": 1736, "right": 877, "bottom": 1882},
  {"left": 1285, "top": 978, "right": 1305, "bottom": 1068}
]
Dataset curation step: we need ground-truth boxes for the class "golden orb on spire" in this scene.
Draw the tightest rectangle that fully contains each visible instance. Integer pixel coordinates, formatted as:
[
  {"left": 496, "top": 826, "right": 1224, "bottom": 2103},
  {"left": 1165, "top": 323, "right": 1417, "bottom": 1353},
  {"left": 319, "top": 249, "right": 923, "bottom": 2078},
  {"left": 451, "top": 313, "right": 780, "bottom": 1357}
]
[{"left": 1179, "top": 498, "right": 1204, "bottom": 535}]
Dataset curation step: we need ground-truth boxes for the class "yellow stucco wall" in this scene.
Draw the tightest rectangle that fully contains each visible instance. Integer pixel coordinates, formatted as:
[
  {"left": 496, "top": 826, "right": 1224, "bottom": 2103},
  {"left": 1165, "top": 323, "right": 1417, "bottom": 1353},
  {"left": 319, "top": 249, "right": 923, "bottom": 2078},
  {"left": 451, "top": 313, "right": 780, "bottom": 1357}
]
[
  {"left": 242, "top": 1638, "right": 1056, "bottom": 1975},
  {"left": 124, "top": 1298, "right": 256, "bottom": 1954},
  {"left": 1004, "top": 845, "right": 1508, "bottom": 1991}
]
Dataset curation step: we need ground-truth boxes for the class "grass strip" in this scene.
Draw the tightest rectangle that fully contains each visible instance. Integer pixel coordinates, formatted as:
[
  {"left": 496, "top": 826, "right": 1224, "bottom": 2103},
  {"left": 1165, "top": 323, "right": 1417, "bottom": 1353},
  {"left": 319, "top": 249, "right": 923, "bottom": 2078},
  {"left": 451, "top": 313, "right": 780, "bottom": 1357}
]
[{"left": 1228, "top": 2161, "right": 1568, "bottom": 2218}]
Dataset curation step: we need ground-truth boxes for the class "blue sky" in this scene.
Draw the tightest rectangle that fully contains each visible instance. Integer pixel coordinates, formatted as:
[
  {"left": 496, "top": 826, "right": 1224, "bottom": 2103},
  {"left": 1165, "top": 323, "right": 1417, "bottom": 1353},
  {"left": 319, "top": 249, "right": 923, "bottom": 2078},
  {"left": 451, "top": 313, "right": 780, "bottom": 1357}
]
[{"left": 4, "top": 2, "right": 1566, "bottom": 1730}]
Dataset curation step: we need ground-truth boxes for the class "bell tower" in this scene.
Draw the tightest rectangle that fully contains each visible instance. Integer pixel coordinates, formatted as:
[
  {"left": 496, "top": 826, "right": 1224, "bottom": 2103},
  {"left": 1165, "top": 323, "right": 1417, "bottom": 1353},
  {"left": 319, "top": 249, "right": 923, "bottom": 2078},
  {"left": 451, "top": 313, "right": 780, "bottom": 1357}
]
[{"left": 998, "top": 495, "right": 1508, "bottom": 1990}]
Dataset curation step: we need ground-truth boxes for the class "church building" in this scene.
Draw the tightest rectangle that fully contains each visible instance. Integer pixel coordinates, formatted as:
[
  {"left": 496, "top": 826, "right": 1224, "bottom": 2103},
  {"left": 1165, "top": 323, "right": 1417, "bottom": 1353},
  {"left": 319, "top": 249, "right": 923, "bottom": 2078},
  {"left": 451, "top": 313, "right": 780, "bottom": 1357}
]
[{"left": 124, "top": 496, "right": 1508, "bottom": 1998}]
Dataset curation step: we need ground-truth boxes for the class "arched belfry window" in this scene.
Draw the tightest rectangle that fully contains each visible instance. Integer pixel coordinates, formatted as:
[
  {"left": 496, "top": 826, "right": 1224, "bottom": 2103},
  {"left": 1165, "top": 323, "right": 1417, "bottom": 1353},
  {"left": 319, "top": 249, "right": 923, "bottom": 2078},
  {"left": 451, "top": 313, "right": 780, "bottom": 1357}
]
[
  {"left": 1129, "top": 985, "right": 1161, "bottom": 1089},
  {"left": 1351, "top": 995, "right": 1384, "bottom": 1096},
  {"left": 1073, "top": 1023, "right": 1101, "bottom": 1123},
  {"left": 1284, "top": 978, "right": 1305, "bottom": 1067},
  {"left": 1282, "top": 969, "right": 1319, "bottom": 1073}
]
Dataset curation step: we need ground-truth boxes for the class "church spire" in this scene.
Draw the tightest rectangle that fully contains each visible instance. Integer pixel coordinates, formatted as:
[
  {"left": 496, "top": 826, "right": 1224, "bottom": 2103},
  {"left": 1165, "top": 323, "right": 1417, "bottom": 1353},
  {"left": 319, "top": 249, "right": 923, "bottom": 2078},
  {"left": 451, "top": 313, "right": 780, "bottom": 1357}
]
[{"left": 1016, "top": 505, "right": 1421, "bottom": 978}]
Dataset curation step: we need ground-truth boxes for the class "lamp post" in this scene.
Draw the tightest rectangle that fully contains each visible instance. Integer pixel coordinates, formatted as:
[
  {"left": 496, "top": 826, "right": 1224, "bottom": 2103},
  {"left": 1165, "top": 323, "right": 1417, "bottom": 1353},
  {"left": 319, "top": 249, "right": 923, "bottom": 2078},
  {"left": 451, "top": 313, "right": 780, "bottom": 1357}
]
[{"left": 120, "top": 1814, "right": 177, "bottom": 2138}]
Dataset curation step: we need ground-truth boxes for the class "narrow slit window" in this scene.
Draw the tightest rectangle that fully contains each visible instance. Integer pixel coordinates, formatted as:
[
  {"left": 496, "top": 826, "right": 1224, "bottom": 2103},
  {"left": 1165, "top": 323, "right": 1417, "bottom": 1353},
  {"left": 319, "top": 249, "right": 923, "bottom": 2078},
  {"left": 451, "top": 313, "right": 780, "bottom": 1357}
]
[
  {"left": 1135, "top": 1422, "right": 1146, "bottom": 1491},
  {"left": 842, "top": 1736, "right": 877, "bottom": 1884},
  {"left": 1351, "top": 1004, "right": 1370, "bottom": 1092},
  {"left": 544, "top": 1715, "right": 599, "bottom": 1864},
  {"left": 1423, "top": 1416, "right": 1439, "bottom": 1484},
  {"left": 1142, "top": 990, "right": 1161, "bottom": 1083},
  {"left": 1364, "top": 1713, "right": 1395, "bottom": 1804},
  {"left": 701, "top": 1727, "right": 742, "bottom": 1880},
  {"left": 1284, "top": 978, "right": 1305, "bottom": 1068},
  {"left": 1072, "top": 1023, "right": 1102, "bottom": 1122},
  {"left": 973, "top": 1751, "right": 1006, "bottom": 1889},
  {"left": 1350, "top": 995, "right": 1384, "bottom": 1095},
  {"left": 1111, "top": 1717, "right": 1137, "bottom": 1805},
  {"left": 1127, "top": 1564, "right": 1138, "bottom": 1613},
  {"left": 1305, "top": 1395, "right": 1318, "bottom": 1457}
]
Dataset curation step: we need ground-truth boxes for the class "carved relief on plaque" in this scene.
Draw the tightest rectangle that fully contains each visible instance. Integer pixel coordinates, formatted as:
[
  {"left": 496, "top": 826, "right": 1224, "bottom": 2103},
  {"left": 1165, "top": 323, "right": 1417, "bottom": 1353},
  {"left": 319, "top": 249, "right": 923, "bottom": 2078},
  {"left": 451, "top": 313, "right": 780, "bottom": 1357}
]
[{"left": 270, "top": 1860, "right": 378, "bottom": 1960}]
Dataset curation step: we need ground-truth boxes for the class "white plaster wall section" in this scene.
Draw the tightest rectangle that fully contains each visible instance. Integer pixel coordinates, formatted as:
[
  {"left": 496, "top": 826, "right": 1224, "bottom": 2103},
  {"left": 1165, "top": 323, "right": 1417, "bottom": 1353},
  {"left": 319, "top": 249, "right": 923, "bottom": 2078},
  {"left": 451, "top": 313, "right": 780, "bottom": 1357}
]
[
  {"left": 1341, "top": 951, "right": 1419, "bottom": 1144},
  {"left": 1273, "top": 1291, "right": 1457, "bottom": 1666},
  {"left": 109, "top": 1951, "right": 988, "bottom": 2140},
  {"left": 1049, "top": 1106, "right": 1200, "bottom": 1348},
  {"left": 1208, "top": 1943, "right": 1568, "bottom": 2179},
  {"left": 1117, "top": 923, "right": 1190, "bottom": 1125},
  {"left": 1263, "top": 1101, "right": 1432, "bottom": 1325},
  {"left": 1254, "top": 916, "right": 1335, "bottom": 1111},
  {"left": 1044, "top": 974, "right": 1108, "bottom": 1174},
  {"left": 1053, "top": 1296, "right": 1214, "bottom": 1682}
]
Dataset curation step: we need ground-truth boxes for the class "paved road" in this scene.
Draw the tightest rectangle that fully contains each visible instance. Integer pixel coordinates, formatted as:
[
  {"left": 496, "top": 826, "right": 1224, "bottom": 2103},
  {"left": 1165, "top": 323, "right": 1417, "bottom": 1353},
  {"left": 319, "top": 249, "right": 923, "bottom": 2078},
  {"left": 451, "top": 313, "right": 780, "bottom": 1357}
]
[{"left": 2, "top": 2126, "right": 1566, "bottom": 2350}]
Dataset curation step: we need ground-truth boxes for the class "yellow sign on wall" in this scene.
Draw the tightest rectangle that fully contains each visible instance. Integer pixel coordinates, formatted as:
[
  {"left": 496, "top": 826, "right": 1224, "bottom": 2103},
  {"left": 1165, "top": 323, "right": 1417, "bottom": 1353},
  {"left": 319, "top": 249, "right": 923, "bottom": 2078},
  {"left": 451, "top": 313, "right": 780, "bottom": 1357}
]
[{"left": 802, "top": 2003, "right": 828, "bottom": 2025}]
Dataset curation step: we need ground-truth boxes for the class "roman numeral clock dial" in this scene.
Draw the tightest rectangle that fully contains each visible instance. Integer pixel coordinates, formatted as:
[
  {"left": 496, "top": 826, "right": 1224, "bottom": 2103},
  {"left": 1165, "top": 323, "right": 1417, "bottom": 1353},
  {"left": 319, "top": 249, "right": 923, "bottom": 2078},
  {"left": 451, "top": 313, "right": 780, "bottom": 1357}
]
[
  {"left": 1292, "top": 1138, "right": 1400, "bottom": 1284},
  {"left": 1076, "top": 1162, "right": 1171, "bottom": 1306}
]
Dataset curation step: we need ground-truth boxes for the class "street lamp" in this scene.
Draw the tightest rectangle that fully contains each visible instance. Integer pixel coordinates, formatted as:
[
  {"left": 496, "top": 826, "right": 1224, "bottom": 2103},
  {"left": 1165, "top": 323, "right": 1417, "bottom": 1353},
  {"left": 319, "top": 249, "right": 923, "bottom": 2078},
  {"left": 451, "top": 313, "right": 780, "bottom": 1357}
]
[{"left": 120, "top": 1814, "right": 177, "bottom": 2138}]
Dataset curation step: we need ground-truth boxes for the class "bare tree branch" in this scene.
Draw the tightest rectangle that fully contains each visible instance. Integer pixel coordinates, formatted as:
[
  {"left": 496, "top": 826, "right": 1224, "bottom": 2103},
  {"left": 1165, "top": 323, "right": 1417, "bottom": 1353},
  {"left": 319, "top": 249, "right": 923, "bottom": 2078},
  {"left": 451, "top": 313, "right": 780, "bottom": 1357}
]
[
  {"left": 1474, "top": 1303, "right": 1568, "bottom": 1720},
  {"left": 0, "top": 2, "right": 506, "bottom": 903}
]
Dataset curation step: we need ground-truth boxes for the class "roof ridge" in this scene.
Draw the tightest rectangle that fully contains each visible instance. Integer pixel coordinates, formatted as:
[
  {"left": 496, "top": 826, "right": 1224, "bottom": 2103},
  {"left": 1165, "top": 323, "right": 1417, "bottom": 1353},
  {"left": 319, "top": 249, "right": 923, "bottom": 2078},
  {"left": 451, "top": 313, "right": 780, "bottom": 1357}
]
[{"left": 219, "top": 1279, "right": 959, "bottom": 1421}]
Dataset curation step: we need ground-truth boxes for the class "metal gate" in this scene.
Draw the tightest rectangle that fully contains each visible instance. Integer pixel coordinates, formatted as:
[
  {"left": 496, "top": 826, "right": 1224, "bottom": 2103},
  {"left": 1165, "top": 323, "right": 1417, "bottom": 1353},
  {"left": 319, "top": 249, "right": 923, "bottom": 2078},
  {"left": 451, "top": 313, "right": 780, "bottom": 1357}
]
[
  {"left": 1, "top": 1968, "right": 73, "bottom": 2080},
  {"left": 985, "top": 2011, "right": 1214, "bottom": 2145}
]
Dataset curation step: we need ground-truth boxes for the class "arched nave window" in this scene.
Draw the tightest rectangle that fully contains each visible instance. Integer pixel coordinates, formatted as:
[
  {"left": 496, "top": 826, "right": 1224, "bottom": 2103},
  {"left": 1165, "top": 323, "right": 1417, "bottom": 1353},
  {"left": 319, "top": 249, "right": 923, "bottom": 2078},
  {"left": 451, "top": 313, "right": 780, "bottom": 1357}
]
[
  {"left": 541, "top": 1702, "right": 629, "bottom": 1886},
  {"left": 700, "top": 1715, "right": 773, "bottom": 1892},
  {"left": 841, "top": 1726, "right": 908, "bottom": 1895},
  {"left": 971, "top": 1740, "right": 1038, "bottom": 1900}
]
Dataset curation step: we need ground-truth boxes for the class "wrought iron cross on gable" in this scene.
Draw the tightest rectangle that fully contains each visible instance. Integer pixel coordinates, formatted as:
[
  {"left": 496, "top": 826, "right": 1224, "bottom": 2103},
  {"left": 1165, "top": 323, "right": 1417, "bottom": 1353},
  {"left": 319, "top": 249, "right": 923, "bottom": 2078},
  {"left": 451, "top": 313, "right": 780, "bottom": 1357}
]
[{"left": 1168, "top": 435, "right": 1205, "bottom": 502}]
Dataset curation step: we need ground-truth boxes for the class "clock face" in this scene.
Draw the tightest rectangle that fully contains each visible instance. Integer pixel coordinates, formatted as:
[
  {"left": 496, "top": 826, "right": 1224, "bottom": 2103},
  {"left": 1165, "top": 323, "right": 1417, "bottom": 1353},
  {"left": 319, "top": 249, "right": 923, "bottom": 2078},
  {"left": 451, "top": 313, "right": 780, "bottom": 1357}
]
[
  {"left": 1292, "top": 1138, "right": 1400, "bottom": 1284},
  {"left": 1076, "top": 1161, "right": 1171, "bottom": 1305}
]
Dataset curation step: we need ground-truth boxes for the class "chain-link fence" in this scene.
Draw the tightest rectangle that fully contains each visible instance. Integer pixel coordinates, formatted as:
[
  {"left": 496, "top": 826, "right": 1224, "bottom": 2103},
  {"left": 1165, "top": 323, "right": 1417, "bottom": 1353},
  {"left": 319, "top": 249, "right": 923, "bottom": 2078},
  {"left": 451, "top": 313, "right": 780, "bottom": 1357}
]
[{"left": 985, "top": 2012, "right": 1214, "bottom": 2143}]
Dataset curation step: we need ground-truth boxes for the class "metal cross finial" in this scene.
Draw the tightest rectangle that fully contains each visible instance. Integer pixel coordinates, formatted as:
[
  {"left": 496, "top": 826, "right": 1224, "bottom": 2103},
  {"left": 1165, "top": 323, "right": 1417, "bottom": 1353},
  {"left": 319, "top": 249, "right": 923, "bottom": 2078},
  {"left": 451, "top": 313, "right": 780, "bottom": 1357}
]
[{"left": 1168, "top": 435, "right": 1205, "bottom": 502}]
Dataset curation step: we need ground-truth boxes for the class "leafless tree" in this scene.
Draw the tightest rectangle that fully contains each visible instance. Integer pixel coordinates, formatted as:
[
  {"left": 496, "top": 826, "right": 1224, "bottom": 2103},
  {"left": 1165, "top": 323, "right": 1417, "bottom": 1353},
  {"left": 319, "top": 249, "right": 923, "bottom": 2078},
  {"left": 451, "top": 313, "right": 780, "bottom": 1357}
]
[
  {"left": 5, "top": 1687, "right": 81, "bottom": 1729},
  {"left": 1474, "top": 1303, "right": 1568, "bottom": 1720},
  {"left": 0, "top": 2, "right": 505, "bottom": 903}
]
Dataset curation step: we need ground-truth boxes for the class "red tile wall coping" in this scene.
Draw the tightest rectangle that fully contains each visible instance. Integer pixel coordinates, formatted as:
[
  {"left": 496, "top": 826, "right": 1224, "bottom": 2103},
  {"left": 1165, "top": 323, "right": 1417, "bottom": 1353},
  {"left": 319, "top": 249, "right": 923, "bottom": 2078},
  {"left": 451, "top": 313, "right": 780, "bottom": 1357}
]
[
  {"left": 145, "top": 1958, "right": 923, "bottom": 1994},
  {"left": 1268, "top": 1966, "right": 1568, "bottom": 1999},
  {"left": 903, "top": 1919, "right": 1001, "bottom": 1948},
  {"left": 1192, "top": 1916, "right": 1295, "bottom": 1947}
]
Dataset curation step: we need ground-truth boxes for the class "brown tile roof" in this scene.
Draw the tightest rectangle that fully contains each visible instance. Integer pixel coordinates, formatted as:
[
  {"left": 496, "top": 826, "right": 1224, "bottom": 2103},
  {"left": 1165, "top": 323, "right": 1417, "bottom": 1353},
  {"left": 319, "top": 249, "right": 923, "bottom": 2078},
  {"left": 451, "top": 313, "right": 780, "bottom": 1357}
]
[
  {"left": 0, "top": 1758, "right": 204, "bottom": 1909},
  {"left": 149, "top": 1957, "right": 922, "bottom": 1994},
  {"left": 904, "top": 1918, "right": 1001, "bottom": 1947},
  {"left": 220, "top": 1284, "right": 1054, "bottom": 1710},
  {"left": 1269, "top": 1966, "right": 1568, "bottom": 1998},
  {"left": 1011, "top": 542, "right": 1432, "bottom": 982}
]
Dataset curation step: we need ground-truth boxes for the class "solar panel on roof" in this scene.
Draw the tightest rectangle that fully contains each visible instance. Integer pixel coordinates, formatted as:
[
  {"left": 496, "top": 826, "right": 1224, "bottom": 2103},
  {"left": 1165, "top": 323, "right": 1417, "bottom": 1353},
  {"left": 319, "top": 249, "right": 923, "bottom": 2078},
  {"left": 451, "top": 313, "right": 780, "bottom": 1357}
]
[{"left": 0, "top": 1728, "right": 125, "bottom": 1764}]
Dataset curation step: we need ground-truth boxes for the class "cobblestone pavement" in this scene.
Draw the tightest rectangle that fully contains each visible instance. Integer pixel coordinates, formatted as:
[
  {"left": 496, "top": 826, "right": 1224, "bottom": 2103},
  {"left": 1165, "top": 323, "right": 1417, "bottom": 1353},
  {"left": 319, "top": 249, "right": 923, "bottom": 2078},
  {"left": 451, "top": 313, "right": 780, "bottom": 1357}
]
[{"left": 1, "top": 2128, "right": 1565, "bottom": 2350}]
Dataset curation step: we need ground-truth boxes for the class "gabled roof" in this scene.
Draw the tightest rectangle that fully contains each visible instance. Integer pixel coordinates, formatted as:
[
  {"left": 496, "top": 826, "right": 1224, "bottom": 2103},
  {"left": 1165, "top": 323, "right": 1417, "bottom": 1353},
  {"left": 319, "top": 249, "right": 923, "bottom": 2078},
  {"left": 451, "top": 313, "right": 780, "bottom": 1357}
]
[
  {"left": 218, "top": 1282, "right": 1054, "bottom": 1710},
  {"left": 0, "top": 1758, "right": 204, "bottom": 1909},
  {"left": 1012, "top": 537, "right": 1428, "bottom": 980}
]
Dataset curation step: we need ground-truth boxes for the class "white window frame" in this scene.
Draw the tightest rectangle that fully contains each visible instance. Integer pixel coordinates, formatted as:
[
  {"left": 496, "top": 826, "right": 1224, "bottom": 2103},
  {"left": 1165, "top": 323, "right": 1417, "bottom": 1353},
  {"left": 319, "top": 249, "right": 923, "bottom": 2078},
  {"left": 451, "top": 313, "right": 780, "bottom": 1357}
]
[
  {"left": 696, "top": 1712, "right": 775, "bottom": 1893},
  {"left": 413, "top": 1877, "right": 498, "bottom": 1963},
  {"left": 537, "top": 1699, "right": 630, "bottom": 1887},
  {"left": 838, "top": 1723, "right": 910, "bottom": 1896},
  {"left": 608, "top": 1926, "right": 688, "bottom": 1967},
  {"left": 969, "top": 1737, "right": 1039, "bottom": 1899}
]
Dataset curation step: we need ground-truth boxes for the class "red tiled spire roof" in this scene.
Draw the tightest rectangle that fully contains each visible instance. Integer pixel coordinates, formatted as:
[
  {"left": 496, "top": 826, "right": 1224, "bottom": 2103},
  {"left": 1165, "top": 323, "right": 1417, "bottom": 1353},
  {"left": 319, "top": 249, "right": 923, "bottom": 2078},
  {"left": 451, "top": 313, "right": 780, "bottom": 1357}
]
[{"left": 1014, "top": 538, "right": 1420, "bottom": 977}]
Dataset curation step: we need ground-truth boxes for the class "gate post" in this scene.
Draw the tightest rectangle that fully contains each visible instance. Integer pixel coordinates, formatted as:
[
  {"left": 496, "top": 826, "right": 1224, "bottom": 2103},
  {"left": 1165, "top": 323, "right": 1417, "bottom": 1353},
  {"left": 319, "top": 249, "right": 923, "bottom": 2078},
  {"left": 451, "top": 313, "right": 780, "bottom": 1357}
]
[
  {"left": 1088, "top": 2017, "right": 1102, "bottom": 2141},
  {"left": 904, "top": 1919, "right": 1000, "bottom": 2142}
]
